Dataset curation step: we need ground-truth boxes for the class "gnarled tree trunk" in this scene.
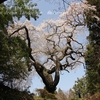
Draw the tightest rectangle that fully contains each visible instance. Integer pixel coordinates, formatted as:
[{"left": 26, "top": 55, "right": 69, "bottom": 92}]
[{"left": 33, "top": 60, "right": 60, "bottom": 93}]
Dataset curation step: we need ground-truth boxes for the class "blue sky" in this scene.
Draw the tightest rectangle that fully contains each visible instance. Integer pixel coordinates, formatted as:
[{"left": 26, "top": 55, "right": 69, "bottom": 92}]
[
  {"left": 29, "top": 0, "right": 86, "bottom": 92},
  {"left": 31, "top": 0, "right": 60, "bottom": 25}
]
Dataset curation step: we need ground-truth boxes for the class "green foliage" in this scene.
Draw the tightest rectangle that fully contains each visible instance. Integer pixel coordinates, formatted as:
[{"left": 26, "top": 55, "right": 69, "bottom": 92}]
[
  {"left": 85, "top": 44, "right": 100, "bottom": 94},
  {"left": 0, "top": 0, "right": 41, "bottom": 33},
  {"left": 0, "top": 0, "right": 40, "bottom": 99},
  {"left": 0, "top": 83, "right": 34, "bottom": 100},
  {"left": 85, "top": 0, "right": 100, "bottom": 95},
  {"left": 0, "top": 32, "right": 31, "bottom": 82},
  {"left": 5, "top": 0, "right": 41, "bottom": 20},
  {"left": 73, "top": 77, "right": 88, "bottom": 98},
  {"left": 0, "top": 4, "right": 13, "bottom": 33},
  {"left": 0, "top": 0, "right": 40, "bottom": 87}
]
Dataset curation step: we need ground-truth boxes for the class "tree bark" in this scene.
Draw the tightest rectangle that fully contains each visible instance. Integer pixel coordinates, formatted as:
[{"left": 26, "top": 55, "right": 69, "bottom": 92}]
[{"left": 33, "top": 62, "right": 60, "bottom": 93}]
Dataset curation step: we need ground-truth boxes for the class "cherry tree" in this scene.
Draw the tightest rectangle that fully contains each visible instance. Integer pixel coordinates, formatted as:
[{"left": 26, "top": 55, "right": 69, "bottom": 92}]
[{"left": 8, "top": 1, "right": 95, "bottom": 93}]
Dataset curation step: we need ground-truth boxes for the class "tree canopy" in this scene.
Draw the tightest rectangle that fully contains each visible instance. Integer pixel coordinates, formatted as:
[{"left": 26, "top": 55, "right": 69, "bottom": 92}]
[
  {"left": 85, "top": 0, "right": 100, "bottom": 94},
  {"left": 0, "top": 0, "right": 40, "bottom": 89},
  {"left": 73, "top": 77, "right": 88, "bottom": 98}
]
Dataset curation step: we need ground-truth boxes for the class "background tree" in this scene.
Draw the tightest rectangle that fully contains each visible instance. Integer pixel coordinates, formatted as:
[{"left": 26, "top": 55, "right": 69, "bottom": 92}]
[
  {"left": 0, "top": 0, "right": 40, "bottom": 89},
  {"left": 85, "top": 0, "right": 100, "bottom": 94},
  {"left": 73, "top": 76, "right": 88, "bottom": 98}
]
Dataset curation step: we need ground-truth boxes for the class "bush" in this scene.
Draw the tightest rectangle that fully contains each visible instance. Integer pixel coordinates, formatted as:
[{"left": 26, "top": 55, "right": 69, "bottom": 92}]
[
  {"left": 0, "top": 83, "right": 34, "bottom": 100},
  {"left": 36, "top": 89, "right": 57, "bottom": 100}
]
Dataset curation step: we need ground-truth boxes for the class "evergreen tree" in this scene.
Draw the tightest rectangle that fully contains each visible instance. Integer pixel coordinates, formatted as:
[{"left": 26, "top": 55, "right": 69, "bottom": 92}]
[
  {"left": 73, "top": 77, "right": 88, "bottom": 98},
  {"left": 0, "top": 0, "right": 40, "bottom": 86},
  {"left": 85, "top": 0, "right": 100, "bottom": 94}
]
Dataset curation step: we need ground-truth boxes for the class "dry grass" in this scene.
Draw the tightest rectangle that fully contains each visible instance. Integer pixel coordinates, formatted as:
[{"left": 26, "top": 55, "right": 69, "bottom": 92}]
[{"left": 83, "top": 93, "right": 100, "bottom": 100}]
